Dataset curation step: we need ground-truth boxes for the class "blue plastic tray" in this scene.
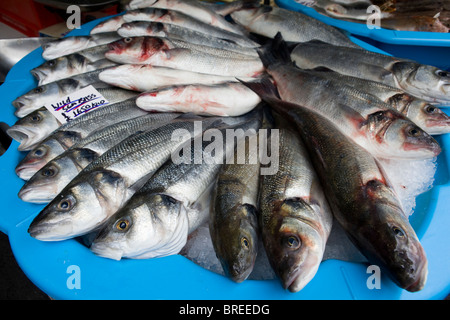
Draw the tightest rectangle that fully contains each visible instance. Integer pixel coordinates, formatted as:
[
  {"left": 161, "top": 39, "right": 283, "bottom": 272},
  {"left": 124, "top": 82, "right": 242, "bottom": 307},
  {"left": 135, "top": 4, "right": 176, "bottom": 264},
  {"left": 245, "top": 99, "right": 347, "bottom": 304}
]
[
  {"left": 275, "top": 0, "right": 450, "bottom": 70},
  {"left": 0, "top": 15, "right": 449, "bottom": 300}
]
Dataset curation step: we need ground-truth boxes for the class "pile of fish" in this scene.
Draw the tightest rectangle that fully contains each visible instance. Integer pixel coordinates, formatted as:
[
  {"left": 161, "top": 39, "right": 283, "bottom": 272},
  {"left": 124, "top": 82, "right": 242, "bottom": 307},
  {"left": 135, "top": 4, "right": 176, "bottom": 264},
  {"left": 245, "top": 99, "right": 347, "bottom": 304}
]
[
  {"left": 298, "top": 0, "right": 450, "bottom": 32},
  {"left": 6, "top": 0, "right": 450, "bottom": 294}
]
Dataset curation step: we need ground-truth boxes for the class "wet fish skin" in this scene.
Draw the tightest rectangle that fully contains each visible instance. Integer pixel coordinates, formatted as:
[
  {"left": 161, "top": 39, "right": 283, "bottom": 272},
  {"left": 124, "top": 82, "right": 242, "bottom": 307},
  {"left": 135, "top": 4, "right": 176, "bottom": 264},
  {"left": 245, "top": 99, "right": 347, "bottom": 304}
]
[
  {"left": 243, "top": 81, "right": 428, "bottom": 292},
  {"left": 90, "top": 15, "right": 127, "bottom": 34},
  {"left": 136, "top": 82, "right": 262, "bottom": 117},
  {"left": 117, "top": 21, "right": 259, "bottom": 57},
  {"left": 106, "top": 37, "right": 264, "bottom": 77},
  {"left": 91, "top": 110, "right": 263, "bottom": 260},
  {"left": 15, "top": 99, "right": 148, "bottom": 180},
  {"left": 12, "top": 68, "right": 112, "bottom": 118},
  {"left": 210, "top": 128, "right": 262, "bottom": 282},
  {"left": 99, "top": 64, "right": 255, "bottom": 92},
  {"left": 27, "top": 116, "right": 222, "bottom": 241},
  {"left": 127, "top": 0, "right": 247, "bottom": 35},
  {"left": 230, "top": 5, "right": 359, "bottom": 48},
  {"left": 290, "top": 40, "right": 450, "bottom": 104},
  {"left": 307, "top": 68, "right": 450, "bottom": 135},
  {"left": 258, "top": 118, "right": 333, "bottom": 292},
  {"left": 18, "top": 112, "right": 180, "bottom": 203},
  {"left": 7, "top": 108, "right": 61, "bottom": 152},
  {"left": 122, "top": 8, "right": 259, "bottom": 48},
  {"left": 42, "top": 32, "right": 122, "bottom": 60},
  {"left": 31, "top": 53, "right": 118, "bottom": 85}
]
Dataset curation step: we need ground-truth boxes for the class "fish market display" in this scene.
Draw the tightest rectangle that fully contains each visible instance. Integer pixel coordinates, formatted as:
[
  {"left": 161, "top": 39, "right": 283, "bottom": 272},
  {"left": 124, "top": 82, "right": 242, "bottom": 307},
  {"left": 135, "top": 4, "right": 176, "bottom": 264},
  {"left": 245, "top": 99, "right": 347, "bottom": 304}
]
[
  {"left": 298, "top": 0, "right": 450, "bottom": 32},
  {"left": 6, "top": 0, "right": 449, "bottom": 296}
]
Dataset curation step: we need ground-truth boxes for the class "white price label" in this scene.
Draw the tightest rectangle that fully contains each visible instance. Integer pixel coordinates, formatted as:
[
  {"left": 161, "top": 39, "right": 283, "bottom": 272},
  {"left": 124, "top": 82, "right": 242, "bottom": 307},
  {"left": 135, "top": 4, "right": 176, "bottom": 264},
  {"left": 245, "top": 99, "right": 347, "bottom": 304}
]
[{"left": 44, "top": 85, "right": 109, "bottom": 123}]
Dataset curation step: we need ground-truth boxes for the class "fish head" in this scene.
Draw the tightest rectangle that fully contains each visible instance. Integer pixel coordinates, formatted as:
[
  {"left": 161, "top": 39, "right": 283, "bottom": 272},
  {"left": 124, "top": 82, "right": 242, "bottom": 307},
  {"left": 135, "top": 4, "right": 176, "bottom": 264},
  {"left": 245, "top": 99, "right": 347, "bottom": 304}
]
[
  {"left": 213, "top": 204, "right": 259, "bottom": 283},
  {"left": 367, "top": 110, "right": 441, "bottom": 159},
  {"left": 41, "top": 36, "right": 89, "bottom": 60},
  {"left": 18, "top": 151, "right": 86, "bottom": 203},
  {"left": 15, "top": 139, "right": 66, "bottom": 180},
  {"left": 412, "top": 102, "right": 450, "bottom": 135},
  {"left": 118, "top": 21, "right": 167, "bottom": 38},
  {"left": 354, "top": 180, "right": 428, "bottom": 292},
  {"left": 106, "top": 36, "right": 169, "bottom": 64},
  {"left": 6, "top": 108, "right": 58, "bottom": 151},
  {"left": 91, "top": 193, "right": 188, "bottom": 260},
  {"left": 99, "top": 64, "right": 145, "bottom": 90},
  {"left": 230, "top": 6, "right": 273, "bottom": 25},
  {"left": 28, "top": 181, "right": 104, "bottom": 241},
  {"left": 264, "top": 198, "right": 326, "bottom": 292},
  {"left": 393, "top": 62, "right": 450, "bottom": 104}
]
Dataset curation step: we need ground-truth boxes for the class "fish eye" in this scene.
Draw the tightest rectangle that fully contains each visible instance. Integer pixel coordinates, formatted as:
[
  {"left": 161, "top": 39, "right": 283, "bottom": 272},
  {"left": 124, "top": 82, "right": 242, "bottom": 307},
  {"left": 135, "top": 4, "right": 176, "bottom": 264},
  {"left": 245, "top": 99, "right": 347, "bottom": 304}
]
[
  {"left": 241, "top": 237, "right": 249, "bottom": 250},
  {"left": 31, "top": 114, "right": 41, "bottom": 122},
  {"left": 392, "top": 226, "right": 405, "bottom": 238},
  {"left": 42, "top": 166, "right": 56, "bottom": 177},
  {"left": 47, "top": 60, "right": 55, "bottom": 67},
  {"left": 33, "top": 147, "right": 46, "bottom": 157},
  {"left": 425, "top": 105, "right": 437, "bottom": 114},
  {"left": 283, "top": 235, "right": 300, "bottom": 249},
  {"left": 58, "top": 198, "right": 72, "bottom": 211},
  {"left": 124, "top": 37, "right": 133, "bottom": 43},
  {"left": 33, "top": 87, "right": 43, "bottom": 94},
  {"left": 436, "top": 70, "right": 449, "bottom": 78},
  {"left": 116, "top": 219, "right": 130, "bottom": 231},
  {"left": 407, "top": 127, "right": 421, "bottom": 137}
]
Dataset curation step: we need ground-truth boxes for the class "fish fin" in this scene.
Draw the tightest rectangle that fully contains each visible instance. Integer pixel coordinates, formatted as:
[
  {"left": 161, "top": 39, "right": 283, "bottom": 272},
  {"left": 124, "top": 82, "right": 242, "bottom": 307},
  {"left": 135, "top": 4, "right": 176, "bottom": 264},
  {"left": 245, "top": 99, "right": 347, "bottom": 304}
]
[
  {"left": 257, "top": 32, "right": 294, "bottom": 68},
  {"left": 336, "top": 103, "right": 367, "bottom": 130},
  {"left": 238, "top": 77, "right": 280, "bottom": 101}
]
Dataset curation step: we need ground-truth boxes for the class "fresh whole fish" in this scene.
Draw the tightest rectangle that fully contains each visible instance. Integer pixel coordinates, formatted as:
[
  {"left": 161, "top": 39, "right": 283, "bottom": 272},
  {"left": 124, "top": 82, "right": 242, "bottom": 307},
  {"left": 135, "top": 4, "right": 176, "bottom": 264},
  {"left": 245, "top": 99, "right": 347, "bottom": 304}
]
[
  {"left": 7, "top": 108, "right": 61, "bottom": 152},
  {"left": 243, "top": 81, "right": 428, "bottom": 292},
  {"left": 257, "top": 36, "right": 441, "bottom": 159},
  {"left": 10, "top": 86, "right": 139, "bottom": 151},
  {"left": 230, "top": 5, "right": 359, "bottom": 48},
  {"left": 90, "top": 15, "right": 127, "bottom": 35},
  {"left": 105, "top": 36, "right": 264, "bottom": 77},
  {"left": 290, "top": 40, "right": 450, "bottom": 104},
  {"left": 27, "top": 115, "right": 222, "bottom": 241},
  {"left": 99, "top": 64, "right": 255, "bottom": 92},
  {"left": 31, "top": 54, "right": 117, "bottom": 85},
  {"left": 122, "top": 8, "right": 259, "bottom": 48},
  {"left": 308, "top": 68, "right": 450, "bottom": 135},
  {"left": 90, "top": 109, "right": 263, "bottom": 260},
  {"left": 258, "top": 118, "right": 333, "bottom": 292},
  {"left": 12, "top": 68, "right": 112, "bottom": 118},
  {"left": 117, "top": 21, "right": 259, "bottom": 57},
  {"left": 209, "top": 127, "right": 262, "bottom": 282},
  {"left": 18, "top": 112, "right": 180, "bottom": 204},
  {"left": 136, "top": 82, "right": 262, "bottom": 116},
  {"left": 126, "top": 0, "right": 248, "bottom": 35},
  {"left": 42, "top": 32, "right": 122, "bottom": 60},
  {"left": 15, "top": 99, "right": 148, "bottom": 180}
]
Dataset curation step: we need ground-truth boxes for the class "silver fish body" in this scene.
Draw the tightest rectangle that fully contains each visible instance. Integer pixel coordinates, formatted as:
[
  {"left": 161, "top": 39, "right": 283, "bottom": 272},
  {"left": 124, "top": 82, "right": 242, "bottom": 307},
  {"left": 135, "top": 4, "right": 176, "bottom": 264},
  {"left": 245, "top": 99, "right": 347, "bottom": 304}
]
[
  {"left": 42, "top": 32, "right": 122, "bottom": 60},
  {"left": 18, "top": 112, "right": 180, "bottom": 203},
  {"left": 122, "top": 8, "right": 259, "bottom": 47},
  {"left": 117, "top": 21, "right": 259, "bottom": 57},
  {"left": 99, "top": 64, "right": 255, "bottom": 92},
  {"left": 291, "top": 40, "right": 450, "bottom": 104},
  {"left": 254, "top": 94, "right": 428, "bottom": 293},
  {"left": 136, "top": 82, "right": 262, "bottom": 116},
  {"left": 15, "top": 99, "right": 148, "bottom": 180},
  {"left": 230, "top": 5, "right": 359, "bottom": 48},
  {"left": 90, "top": 15, "right": 127, "bottom": 34},
  {"left": 258, "top": 119, "right": 333, "bottom": 292},
  {"left": 127, "top": 0, "right": 247, "bottom": 35},
  {"left": 27, "top": 115, "right": 222, "bottom": 241},
  {"left": 90, "top": 110, "right": 263, "bottom": 260},
  {"left": 106, "top": 36, "right": 264, "bottom": 77}
]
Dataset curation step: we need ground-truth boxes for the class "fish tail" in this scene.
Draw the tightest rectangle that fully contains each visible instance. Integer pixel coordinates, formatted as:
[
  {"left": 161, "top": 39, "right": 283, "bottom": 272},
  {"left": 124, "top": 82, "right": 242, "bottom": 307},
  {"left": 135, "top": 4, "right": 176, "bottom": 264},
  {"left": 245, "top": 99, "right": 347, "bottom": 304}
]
[{"left": 257, "top": 32, "right": 294, "bottom": 68}]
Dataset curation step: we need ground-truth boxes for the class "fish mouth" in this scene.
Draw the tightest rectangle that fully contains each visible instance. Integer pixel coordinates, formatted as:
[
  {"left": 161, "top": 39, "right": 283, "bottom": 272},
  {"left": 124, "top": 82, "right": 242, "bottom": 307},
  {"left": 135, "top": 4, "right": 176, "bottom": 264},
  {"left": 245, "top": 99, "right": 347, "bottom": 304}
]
[
  {"left": 15, "top": 159, "right": 46, "bottom": 180},
  {"left": 90, "top": 241, "right": 124, "bottom": 260},
  {"left": 28, "top": 218, "right": 73, "bottom": 241},
  {"left": 425, "top": 118, "right": 450, "bottom": 134},
  {"left": 30, "top": 68, "right": 47, "bottom": 84},
  {"left": 6, "top": 126, "right": 41, "bottom": 151},
  {"left": 18, "top": 183, "right": 56, "bottom": 204}
]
